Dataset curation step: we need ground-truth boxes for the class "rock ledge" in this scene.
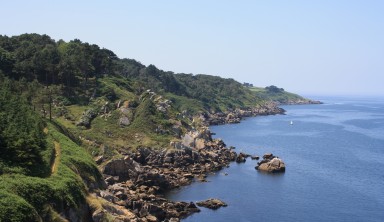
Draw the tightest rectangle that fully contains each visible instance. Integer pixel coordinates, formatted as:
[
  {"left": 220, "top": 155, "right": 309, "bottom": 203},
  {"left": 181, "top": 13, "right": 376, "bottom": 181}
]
[{"left": 196, "top": 198, "right": 228, "bottom": 210}]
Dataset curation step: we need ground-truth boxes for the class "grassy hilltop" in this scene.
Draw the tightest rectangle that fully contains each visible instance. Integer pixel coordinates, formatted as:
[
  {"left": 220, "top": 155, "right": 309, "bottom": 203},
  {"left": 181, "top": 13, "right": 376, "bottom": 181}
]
[{"left": 250, "top": 85, "right": 320, "bottom": 105}]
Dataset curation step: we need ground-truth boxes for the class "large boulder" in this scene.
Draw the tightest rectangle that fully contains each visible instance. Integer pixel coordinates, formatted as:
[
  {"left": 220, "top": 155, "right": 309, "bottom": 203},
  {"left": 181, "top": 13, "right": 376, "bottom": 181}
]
[
  {"left": 136, "top": 170, "right": 170, "bottom": 191},
  {"left": 255, "top": 153, "right": 285, "bottom": 173},
  {"left": 102, "top": 156, "right": 142, "bottom": 182},
  {"left": 181, "top": 128, "right": 212, "bottom": 149}
]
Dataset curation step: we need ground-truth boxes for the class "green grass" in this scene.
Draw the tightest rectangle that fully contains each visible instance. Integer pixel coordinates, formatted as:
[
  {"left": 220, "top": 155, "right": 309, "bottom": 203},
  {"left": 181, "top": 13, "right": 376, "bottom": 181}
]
[
  {"left": 97, "top": 76, "right": 136, "bottom": 101},
  {"left": 249, "top": 87, "right": 309, "bottom": 104},
  {"left": 0, "top": 122, "right": 103, "bottom": 222},
  {"left": 0, "top": 191, "right": 40, "bottom": 222},
  {"left": 165, "top": 93, "right": 205, "bottom": 114}
]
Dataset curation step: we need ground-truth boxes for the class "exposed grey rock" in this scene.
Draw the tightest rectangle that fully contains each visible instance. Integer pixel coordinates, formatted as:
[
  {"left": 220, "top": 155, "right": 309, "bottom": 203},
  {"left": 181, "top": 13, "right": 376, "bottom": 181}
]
[
  {"left": 102, "top": 156, "right": 142, "bottom": 182},
  {"left": 119, "top": 116, "right": 130, "bottom": 126}
]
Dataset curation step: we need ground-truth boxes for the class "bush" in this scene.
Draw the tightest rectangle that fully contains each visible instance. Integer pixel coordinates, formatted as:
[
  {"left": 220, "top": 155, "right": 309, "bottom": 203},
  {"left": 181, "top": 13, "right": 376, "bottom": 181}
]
[{"left": 0, "top": 191, "right": 40, "bottom": 222}]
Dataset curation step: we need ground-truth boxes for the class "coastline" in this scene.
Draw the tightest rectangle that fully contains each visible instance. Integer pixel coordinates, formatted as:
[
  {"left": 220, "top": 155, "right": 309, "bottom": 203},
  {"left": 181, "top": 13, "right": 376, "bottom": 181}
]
[{"left": 94, "top": 100, "right": 316, "bottom": 221}]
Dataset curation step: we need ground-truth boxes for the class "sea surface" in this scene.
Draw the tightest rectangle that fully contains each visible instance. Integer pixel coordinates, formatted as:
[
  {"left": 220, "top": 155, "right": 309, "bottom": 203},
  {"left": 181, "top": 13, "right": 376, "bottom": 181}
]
[{"left": 167, "top": 96, "right": 384, "bottom": 222}]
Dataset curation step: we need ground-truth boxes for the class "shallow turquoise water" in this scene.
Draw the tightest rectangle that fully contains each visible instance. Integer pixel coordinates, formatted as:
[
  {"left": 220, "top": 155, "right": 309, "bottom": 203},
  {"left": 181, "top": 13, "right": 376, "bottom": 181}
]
[{"left": 167, "top": 96, "right": 384, "bottom": 222}]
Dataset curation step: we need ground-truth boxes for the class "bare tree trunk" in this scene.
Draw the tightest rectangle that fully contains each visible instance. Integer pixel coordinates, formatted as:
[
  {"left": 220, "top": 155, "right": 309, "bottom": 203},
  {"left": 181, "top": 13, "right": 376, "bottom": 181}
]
[{"left": 49, "top": 88, "right": 52, "bottom": 121}]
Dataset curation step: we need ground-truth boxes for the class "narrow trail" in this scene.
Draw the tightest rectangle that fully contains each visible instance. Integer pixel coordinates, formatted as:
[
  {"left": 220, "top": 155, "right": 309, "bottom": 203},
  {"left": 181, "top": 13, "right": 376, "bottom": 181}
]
[
  {"left": 51, "top": 141, "right": 61, "bottom": 174},
  {"left": 45, "top": 127, "right": 61, "bottom": 174}
]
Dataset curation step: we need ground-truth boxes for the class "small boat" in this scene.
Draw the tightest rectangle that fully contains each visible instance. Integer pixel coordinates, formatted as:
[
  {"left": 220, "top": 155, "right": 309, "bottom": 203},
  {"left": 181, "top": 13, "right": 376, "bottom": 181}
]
[{"left": 290, "top": 121, "right": 293, "bottom": 125}]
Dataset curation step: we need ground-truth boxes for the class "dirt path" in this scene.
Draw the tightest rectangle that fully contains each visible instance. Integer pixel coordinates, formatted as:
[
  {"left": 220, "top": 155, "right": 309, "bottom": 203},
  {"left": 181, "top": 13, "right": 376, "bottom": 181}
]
[{"left": 51, "top": 141, "right": 61, "bottom": 174}]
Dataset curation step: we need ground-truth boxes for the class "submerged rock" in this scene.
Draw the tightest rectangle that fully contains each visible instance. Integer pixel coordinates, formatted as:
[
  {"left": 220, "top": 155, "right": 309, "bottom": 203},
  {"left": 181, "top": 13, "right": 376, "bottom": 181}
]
[
  {"left": 196, "top": 198, "right": 228, "bottom": 210},
  {"left": 235, "top": 152, "right": 247, "bottom": 163}
]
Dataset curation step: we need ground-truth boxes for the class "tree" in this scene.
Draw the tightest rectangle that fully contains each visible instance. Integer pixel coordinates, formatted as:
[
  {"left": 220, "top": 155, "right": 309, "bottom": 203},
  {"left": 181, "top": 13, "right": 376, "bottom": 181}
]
[
  {"left": 0, "top": 77, "right": 46, "bottom": 172},
  {"left": 0, "top": 46, "right": 14, "bottom": 74},
  {"left": 265, "top": 85, "right": 284, "bottom": 93}
]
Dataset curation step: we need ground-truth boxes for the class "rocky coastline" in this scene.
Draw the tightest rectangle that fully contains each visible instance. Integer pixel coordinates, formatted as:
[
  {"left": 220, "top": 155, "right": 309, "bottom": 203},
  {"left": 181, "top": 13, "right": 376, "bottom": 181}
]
[
  {"left": 200, "top": 102, "right": 285, "bottom": 125},
  {"left": 94, "top": 133, "right": 235, "bottom": 221},
  {"left": 274, "top": 99, "right": 323, "bottom": 105},
  {"left": 92, "top": 103, "right": 286, "bottom": 222}
]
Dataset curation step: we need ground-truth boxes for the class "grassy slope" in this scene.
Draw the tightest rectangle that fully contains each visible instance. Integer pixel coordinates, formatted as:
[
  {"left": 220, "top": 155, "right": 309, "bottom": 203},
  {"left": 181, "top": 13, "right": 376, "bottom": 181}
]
[
  {"left": 0, "top": 122, "right": 103, "bottom": 222},
  {"left": 249, "top": 86, "right": 311, "bottom": 104}
]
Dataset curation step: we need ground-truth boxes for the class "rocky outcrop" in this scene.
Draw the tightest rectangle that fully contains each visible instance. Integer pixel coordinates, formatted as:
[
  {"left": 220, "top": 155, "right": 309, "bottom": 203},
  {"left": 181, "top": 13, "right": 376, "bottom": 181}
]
[
  {"left": 102, "top": 156, "right": 142, "bottom": 182},
  {"left": 198, "top": 102, "right": 285, "bottom": 126},
  {"left": 196, "top": 198, "right": 228, "bottom": 210},
  {"left": 251, "top": 155, "right": 260, "bottom": 160},
  {"left": 255, "top": 153, "right": 286, "bottom": 173},
  {"left": 98, "top": 128, "right": 237, "bottom": 221},
  {"left": 276, "top": 99, "right": 323, "bottom": 105},
  {"left": 235, "top": 152, "right": 249, "bottom": 163},
  {"left": 181, "top": 127, "right": 212, "bottom": 149},
  {"left": 76, "top": 109, "right": 97, "bottom": 128}
]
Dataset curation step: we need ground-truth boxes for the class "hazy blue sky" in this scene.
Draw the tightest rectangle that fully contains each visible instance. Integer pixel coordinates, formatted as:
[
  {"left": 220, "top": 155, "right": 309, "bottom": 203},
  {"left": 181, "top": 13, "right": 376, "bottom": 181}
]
[{"left": 1, "top": 0, "right": 383, "bottom": 96}]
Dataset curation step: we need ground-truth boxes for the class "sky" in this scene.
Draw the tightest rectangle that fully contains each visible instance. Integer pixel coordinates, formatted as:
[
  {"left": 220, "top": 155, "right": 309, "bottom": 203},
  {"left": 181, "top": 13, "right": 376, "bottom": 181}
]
[{"left": 1, "top": 0, "right": 384, "bottom": 96}]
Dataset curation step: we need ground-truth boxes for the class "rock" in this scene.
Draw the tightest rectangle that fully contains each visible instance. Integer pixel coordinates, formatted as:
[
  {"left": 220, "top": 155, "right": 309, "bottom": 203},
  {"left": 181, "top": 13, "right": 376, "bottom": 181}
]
[
  {"left": 235, "top": 152, "right": 247, "bottom": 163},
  {"left": 119, "top": 116, "right": 130, "bottom": 126},
  {"left": 256, "top": 156, "right": 286, "bottom": 173},
  {"left": 141, "top": 204, "right": 166, "bottom": 221},
  {"left": 181, "top": 128, "right": 212, "bottom": 149},
  {"left": 196, "top": 198, "right": 227, "bottom": 210},
  {"left": 263, "top": 153, "right": 274, "bottom": 159},
  {"left": 76, "top": 109, "right": 97, "bottom": 128},
  {"left": 183, "top": 173, "right": 194, "bottom": 179},
  {"left": 92, "top": 209, "right": 107, "bottom": 222},
  {"left": 100, "top": 191, "right": 119, "bottom": 203},
  {"left": 102, "top": 156, "right": 142, "bottom": 182},
  {"left": 136, "top": 170, "right": 170, "bottom": 191},
  {"left": 95, "top": 155, "right": 104, "bottom": 164},
  {"left": 251, "top": 155, "right": 260, "bottom": 160},
  {"left": 146, "top": 215, "right": 158, "bottom": 222},
  {"left": 197, "top": 174, "right": 207, "bottom": 182}
]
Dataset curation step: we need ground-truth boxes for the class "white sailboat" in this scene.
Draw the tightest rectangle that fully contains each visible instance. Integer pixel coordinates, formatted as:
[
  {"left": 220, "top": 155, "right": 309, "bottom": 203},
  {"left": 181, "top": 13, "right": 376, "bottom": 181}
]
[{"left": 290, "top": 121, "right": 293, "bottom": 125}]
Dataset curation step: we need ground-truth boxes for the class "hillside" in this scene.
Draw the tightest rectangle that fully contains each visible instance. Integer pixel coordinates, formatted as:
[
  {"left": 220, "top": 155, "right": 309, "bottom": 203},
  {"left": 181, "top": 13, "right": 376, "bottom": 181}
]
[
  {"left": 250, "top": 85, "right": 321, "bottom": 105},
  {"left": 0, "top": 33, "right": 313, "bottom": 221}
]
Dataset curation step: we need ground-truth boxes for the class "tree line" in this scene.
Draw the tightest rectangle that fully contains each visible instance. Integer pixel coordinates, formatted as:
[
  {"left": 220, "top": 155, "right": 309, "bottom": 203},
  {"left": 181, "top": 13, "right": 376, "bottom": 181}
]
[{"left": 0, "top": 33, "right": 260, "bottom": 111}]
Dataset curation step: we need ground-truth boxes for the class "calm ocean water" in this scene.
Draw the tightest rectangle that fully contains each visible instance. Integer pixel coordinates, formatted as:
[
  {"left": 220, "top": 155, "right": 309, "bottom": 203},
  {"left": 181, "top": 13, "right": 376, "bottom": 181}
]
[{"left": 167, "top": 96, "right": 384, "bottom": 222}]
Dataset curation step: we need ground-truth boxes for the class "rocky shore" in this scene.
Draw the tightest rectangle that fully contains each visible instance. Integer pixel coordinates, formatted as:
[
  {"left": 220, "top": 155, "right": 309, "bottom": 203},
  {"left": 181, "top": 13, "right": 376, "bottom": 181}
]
[
  {"left": 275, "top": 99, "right": 323, "bottom": 105},
  {"left": 92, "top": 103, "right": 286, "bottom": 221},
  {"left": 199, "top": 102, "right": 285, "bottom": 125},
  {"left": 93, "top": 129, "right": 236, "bottom": 221}
]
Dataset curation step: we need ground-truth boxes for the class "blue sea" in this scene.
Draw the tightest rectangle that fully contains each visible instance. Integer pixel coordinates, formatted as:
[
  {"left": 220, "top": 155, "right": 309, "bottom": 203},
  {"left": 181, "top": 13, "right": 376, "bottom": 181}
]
[{"left": 167, "top": 96, "right": 384, "bottom": 222}]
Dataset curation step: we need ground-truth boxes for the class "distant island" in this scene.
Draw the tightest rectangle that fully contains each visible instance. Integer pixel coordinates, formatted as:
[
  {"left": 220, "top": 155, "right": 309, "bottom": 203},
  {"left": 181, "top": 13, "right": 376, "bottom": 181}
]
[{"left": 0, "top": 33, "right": 321, "bottom": 221}]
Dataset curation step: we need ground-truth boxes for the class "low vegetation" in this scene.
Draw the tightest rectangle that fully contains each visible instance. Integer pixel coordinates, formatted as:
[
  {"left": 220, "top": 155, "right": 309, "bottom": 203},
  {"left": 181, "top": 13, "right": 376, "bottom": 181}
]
[{"left": 250, "top": 85, "right": 312, "bottom": 104}]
